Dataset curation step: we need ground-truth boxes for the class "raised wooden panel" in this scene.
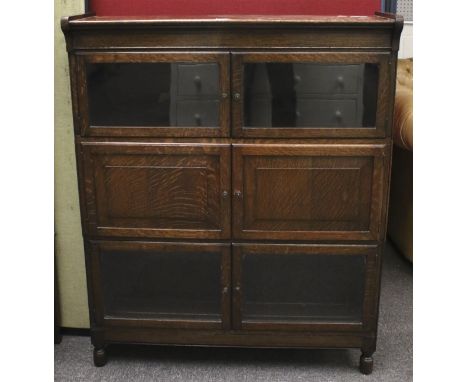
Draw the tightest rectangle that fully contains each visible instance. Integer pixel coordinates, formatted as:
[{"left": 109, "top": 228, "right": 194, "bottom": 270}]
[
  {"left": 80, "top": 141, "right": 231, "bottom": 239},
  {"left": 233, "top": 142, "right": 389, "bottom": 241},
  {"left": 253, "top": 166, "right": 367, "bottom": 225}
]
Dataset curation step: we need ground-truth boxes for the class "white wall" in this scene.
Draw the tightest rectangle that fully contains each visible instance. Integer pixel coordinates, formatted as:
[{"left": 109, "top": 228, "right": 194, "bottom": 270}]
[{"left": 399, "top": 22, "right": 413, "bottom": 58}]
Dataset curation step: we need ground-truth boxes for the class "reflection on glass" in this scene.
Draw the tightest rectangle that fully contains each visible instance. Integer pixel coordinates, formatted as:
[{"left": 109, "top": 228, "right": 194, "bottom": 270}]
[
  {"left": 100, "top": 249, "right": 222, "bottom": 320},
  {"left": 244, "top": 63, "right": 379, "bottom": 128},
  {"left": 86, "top": 63, "right": 220, "bottom": 127},
  {"left": 242, "top": 253, "right": 365, "bottom": 323}
]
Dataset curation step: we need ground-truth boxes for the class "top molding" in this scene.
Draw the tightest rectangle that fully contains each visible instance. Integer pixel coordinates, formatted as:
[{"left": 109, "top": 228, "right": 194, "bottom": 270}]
[
  {"left": 62, "top": 13, "right": 399, "bottom": 29},
  {"left": 61, "top": 12, "right": 403, "bottom": 52}
]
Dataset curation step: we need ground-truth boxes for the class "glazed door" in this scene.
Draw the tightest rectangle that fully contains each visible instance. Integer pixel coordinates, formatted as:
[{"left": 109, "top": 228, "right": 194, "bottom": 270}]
[
  {"left": 232, "top": 143, "right": 389, "bottom": 241},
  {"left": 232, "top": 52, "right": 391, "bottom": 138},
  {"left": 90, "top": 241, "right": 231, "bottom": 330},
  {"left": 80, "top": 141, "right": 231, "bottom": 239},
  {"left": 77, "top": 52, "right": 230, "bottom": 137},
  {"left": 232, "top": 244, "right": 380, "bottom": 332}
]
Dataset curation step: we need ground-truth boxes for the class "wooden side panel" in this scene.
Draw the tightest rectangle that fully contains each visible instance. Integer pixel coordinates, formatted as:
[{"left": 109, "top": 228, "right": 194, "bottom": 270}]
[
  {"left": 81, "top": 141, "right": 231, "bottom": 239},
  {"left": 233, "top": 142, "right": 390, "bottom": 241}
]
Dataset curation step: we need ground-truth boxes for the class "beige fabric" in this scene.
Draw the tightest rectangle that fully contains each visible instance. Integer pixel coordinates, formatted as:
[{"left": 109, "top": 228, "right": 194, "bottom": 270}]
[
  {"left": 388, "top": 58, "right": 413, "bottom": 262},
  {"left": 393, "top": 59, "right": 413, "bottom": 150}
]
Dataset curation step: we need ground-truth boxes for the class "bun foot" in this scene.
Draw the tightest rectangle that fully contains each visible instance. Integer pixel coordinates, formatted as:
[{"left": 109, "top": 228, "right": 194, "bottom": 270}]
[
  {"left": 93, "top": 347, "right": 107, "bottom": 367},
  {"left": 359, "top": 354, "right": 373, "bottom": 375}
]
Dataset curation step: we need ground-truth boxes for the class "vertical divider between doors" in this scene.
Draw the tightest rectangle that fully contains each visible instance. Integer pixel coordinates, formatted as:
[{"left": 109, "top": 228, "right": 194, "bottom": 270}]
[
  {"left": 231, "top": 53, "right": 243, "bottom": 138},
  {"left": 228, "top": 49, "right": 234, "bottom": 326},
  {"left": 231, "top": 144, "right": 244, "bottom": 240},
  {"left": 232, "top": 245, "right": 243, "bottom": 330},
  {"left": 229, "top": 52, "right": 234, "bottom": 138},
  {"left": 228, "top": 53, "right": 236, "bottom": 330},
  {"left": 221, "top": 245, "right": 232, "bottom": 330},
  {"left": 220, "top": 52, "right": 231, "bottom": 138}
]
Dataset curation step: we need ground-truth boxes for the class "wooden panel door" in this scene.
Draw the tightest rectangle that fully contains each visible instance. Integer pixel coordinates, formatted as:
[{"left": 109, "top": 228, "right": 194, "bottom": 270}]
[
  {"left": 79, "top": 141, "right": 231, "bottom": 239},
  {"left": 232, "top": 142, "right": 390, "bottom": 241},
  {"left": 232, "top": 243, "right": 380, "bottom": 332},
  {"left": 88, "top": 241, "right": 231, "bottom": 330}
]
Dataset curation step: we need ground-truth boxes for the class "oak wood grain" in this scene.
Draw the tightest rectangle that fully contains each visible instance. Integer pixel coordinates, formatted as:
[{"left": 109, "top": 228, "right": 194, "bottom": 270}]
[
  {"left": 62, "top": 15, "right": 402, "bottom": 373},
  {"left": 80, "top": 141, "right": 231, "bottom": 239},
  {"left": 232, "top": 142, "right": 390, "bottom": 241}
]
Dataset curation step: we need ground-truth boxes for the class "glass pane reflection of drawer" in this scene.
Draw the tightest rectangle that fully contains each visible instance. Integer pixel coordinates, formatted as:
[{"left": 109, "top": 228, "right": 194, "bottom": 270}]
[
  {"left": 293, "top": 64, "right": 361, "bottom": 94},
  {"left": 296, "top": 98, "right": 359, "bottom": 127},
  {"left": 174, "top": 100, "right": 220, "bottom": 127},
  {"left": 242, "top": 62, "right": 379, "bottom": 129},
  {"left": 176, "top": 63, "right": 219, "bottom": 96}
]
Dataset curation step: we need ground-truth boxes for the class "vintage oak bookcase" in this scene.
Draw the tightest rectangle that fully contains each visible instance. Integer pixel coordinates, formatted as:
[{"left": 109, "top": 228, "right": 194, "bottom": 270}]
[{"left": 61, "top": 13, "right": 402, "bottom": 374}]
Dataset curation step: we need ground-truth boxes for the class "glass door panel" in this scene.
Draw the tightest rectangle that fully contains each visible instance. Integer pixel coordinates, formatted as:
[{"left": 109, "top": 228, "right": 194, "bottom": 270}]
[
  {"left": 232, "top": 53, "right": 390, "bottom": 138},
  {"left": 91, "top": 242, "right": 231, "bottom": 329},
  {"left": 233, "top": 244, "right": 378, "bottom": 331},
  {"left": 243, "top": 63, "right": 378, "bottom": 128},
  {"left": 78, "top": 53, "right": 230, "bottom": 137},
  {"left": 243, "top": 254, "right": 365, "bottom": 322}
]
